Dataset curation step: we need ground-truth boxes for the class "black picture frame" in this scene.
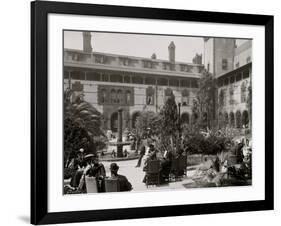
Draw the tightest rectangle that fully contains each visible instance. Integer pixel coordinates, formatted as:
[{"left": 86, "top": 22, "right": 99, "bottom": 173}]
[{"left": 31, "top": 1, "right": 274, "bottom": 224}]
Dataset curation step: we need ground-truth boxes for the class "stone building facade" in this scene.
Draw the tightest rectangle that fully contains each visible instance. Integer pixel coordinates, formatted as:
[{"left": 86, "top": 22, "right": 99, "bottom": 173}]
[
  {"left": 204, "top": 38, "right": 252, "bottom": 129},
  {"left": 64, "top": 32, "right": 204, "bottom": 132}
]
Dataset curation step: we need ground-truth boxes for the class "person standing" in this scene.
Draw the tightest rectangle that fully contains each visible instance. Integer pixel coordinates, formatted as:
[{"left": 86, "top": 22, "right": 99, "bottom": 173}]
[{"left": 135, "top": 144, "right": 146, "bottom": 167}]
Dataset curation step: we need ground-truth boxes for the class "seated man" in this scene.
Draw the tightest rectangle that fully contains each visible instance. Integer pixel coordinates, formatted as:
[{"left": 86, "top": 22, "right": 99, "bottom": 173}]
[{"left": 109, "top": 163, "right": 132, "bottom": 192}]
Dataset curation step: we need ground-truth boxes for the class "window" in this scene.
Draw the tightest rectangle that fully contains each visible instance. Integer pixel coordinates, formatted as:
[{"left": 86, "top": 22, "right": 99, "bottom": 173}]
[
  {"left": 243, "top": 70, "right": 250, "bottom": 79},
  {"left": 116, "top": 90, "right": 123, "bottom": 104},
  {"left": 222, "top": 59, "right": 228, "bottom": 70},
  {"left": 95, "top": 55, "right": 105, "bottom": 64},
  {"left": 182, "top": 89, "right": 190, "bottom": 106},
  {"left": 180, "top": 79, "right": 189, "bottom": 88},
  {"left": 110, "top": 74, "right": 123, "bottom": 83},
  {"left": 120, "top": 57, "right": 130, "bottom": 66},
  {"left": 72, "top": 81, "right": 83, "bottom": 91},
  {"left": 143, "top": 60, "right": 152, "bottom": 68},
  {"left": 87, "top": 72, "right": 100, "bottom": 81},
  {"left": 145, "top": 77, "right": 156, "bottom": 85},
  {"left": 157, "top": 78, "right": 168, "bottom": 86},
  {"left": 71, "top": 71, "right": 85, "bottom": 80},
  {"left": 236, "top": 73, "right": 242, "bottom": 82},
  {"left": 132, "top": 76, "right": 143, "bottom": 84},
  {"left": 123, "top": 75, "right": 131, "bottom": 83},
  {"left": 101, "top": 73, "right": 109, "bottom": 82},
  {"left": 223, "top": 78, "right": 229, "bottom": 86},
  {"left": 164, "top": 88, "right": 173, "bottom": 103},
  {"left": 101, "top": 89, "right": 106, "bottom": 103},
  {"left": 235, "top": 62, "right": 240, "bottom": 68},
  {"left": 241, "top": 82, "right": 247, "bottom": 103},
  {"left": 169, "top": 79, "right": 179, "bottom": 87},
  {"left": 207, "top": 63, "right": 210, "bottom": 72},
  {"left": 125, "top": 90, "right": 131, "bottom": 105},
  {"left": 163, "top": 62, "right": 174, "bottom": 70},
  {"left": 111, "top": 89, "right": 116, "bottom": 103},
  {"left": 219, "top": 89, "right": 226, "bottom": 106},
  {"left": 146, "top": 87, "right": 154, "bottom": 105},
  {"left": 180, "top": 64, "right": 186, "bottom": 72},
  {"left": 229, "top": 86, "right": 234, "bottom": 105},
  {"left": 246, "top": 56, "right": 251, "bottom": 63}
]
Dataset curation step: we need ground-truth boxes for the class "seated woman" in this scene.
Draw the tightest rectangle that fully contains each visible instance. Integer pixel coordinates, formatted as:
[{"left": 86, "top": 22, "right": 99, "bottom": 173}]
[
  {"left": 77, "top": 154, "right": 106, "bottom": 192},
  {"left": 142, "top": 144, "right": 158, "bottom": 183}
]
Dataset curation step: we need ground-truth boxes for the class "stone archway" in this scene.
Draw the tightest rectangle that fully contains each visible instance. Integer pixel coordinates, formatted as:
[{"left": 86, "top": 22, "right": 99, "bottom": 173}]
[
  {"left": 230, "top": 112, "right": 235, "bottom": 127},
  {"left": 242, "top": 110, "right": 249, "bottom": 128},
  {"left": 181, "top": 112, "right": 190, "bottom": 125},
  {"left": 224, "top": 112, "right": 229, "bottom": 126},
  {"left": 236, "top": 111, "right": 242, "bottom": 129}
]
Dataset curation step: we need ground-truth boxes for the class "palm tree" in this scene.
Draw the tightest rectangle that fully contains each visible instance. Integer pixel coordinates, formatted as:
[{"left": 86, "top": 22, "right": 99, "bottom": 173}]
[{"left": 64, "top": 89, "right": 105, "bottom": 167}]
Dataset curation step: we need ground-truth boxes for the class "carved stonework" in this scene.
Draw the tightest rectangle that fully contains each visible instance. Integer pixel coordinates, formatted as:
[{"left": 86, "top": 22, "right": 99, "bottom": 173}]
[{"left": 97, "top": 85, "right": 134, "bottom": 106}]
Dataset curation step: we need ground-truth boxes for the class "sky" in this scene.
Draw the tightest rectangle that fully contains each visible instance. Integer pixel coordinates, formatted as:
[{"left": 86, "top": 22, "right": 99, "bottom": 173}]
[{"left": 64, "top": 31, "right": 248, "bottom": 63}]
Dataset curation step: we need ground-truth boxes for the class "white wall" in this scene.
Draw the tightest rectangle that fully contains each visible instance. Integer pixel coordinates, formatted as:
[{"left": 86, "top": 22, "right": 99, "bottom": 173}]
[{"left": 0, "top": 0, "right": 279, "bottom": 226}]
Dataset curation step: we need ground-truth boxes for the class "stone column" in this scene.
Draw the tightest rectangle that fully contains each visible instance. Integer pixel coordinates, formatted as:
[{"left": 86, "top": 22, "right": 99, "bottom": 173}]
[{"left": 117, "top": 108, "right": 123, "bottom": 157}]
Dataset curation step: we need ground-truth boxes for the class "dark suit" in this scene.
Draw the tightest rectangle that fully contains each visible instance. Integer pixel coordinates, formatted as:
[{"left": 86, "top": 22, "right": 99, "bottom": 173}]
[
  {"left": 116, "top": 175, "right": 132, "bottom": 191},
  {"left": 136, "top": 145, "right": 146, "bottom": 167}
]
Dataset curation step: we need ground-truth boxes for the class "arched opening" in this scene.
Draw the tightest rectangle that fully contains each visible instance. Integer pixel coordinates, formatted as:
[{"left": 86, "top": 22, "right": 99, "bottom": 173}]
[
  {"left": 181, "top": 112, "right": 190, "bottom": 125},
  {"left": 224, "top": 112, "right": 229, "bottom": 126},
  {"left": 125, "top": 90, "right": 131, "bottom": 105},
  {"left": 242, "top": 110, "right": 249, "bottom": 128},
  {"left": 101, "top": 89, "right": 106, "bottom": 103},
  {"left": 110, "top": 112, "right": 118, "bottom": 132},
  {"left": 117, "top": 89, "right": 122, "bottom": 104},
  {"left": 218, "top": 112, "right": 223, "bottom": 127},
  {"left": 230, "top": 112, "right": 235, "bottom": 127},
  {"left": 132, "top": 112, "right": 141, "bottom": 129},
  {"left": 182, "top": 89, "right": 190, "bottom": 106},
  {"left": 164, "top": 88, "right": 173, "bottom": 103},
  {"left": 241, "top": 82, "right": 247, "bottom": 103},
  {"left": 202, "top": 112, "right": 208, "bottom": 127},
  {"left": 111, "top": 89, "right": 116, "bottom": 103},
  {"left": 236, "top": 111, "right": 242, "bottom": 128}
]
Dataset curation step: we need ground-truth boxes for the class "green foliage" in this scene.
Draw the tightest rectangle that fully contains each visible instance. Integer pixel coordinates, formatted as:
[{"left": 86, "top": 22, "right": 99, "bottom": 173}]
[
  {"left": 182, "top": 126, "right": 233, "bottom": 155},
  {"left": 193, "top": 71, "right": 217, "bottom": 128},
  {"left": 134, "top": 111, "right": 162, "bottom": 139},
  {"left": 160, "top": 93, "right": 178, "bottom": 137},
  {"left": 64, "top": 89, "right": 106, "bottom": 167}
]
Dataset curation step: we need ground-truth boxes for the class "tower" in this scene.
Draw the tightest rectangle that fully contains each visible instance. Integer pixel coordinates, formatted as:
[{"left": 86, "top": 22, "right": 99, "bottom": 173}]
[
  {"left": 82, "top": 32, "right": 92, "bottom": 53},
  {"left": 203, "top": 38, "right": 235, "bottom": 77},
  {"left": 168, "top": 41, "right": 175, "bottom": 63}
]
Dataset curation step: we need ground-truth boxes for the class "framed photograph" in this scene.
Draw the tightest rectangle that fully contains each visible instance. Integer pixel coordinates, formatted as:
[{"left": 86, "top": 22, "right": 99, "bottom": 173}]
[{"left": 31, "top": 0, "right": 274, "bottom": 224}]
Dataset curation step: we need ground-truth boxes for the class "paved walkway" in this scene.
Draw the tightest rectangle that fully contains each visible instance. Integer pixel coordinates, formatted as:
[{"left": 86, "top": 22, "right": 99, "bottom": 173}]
[{"left": 102, "top": 159, "right": 196, "bottom": 192}]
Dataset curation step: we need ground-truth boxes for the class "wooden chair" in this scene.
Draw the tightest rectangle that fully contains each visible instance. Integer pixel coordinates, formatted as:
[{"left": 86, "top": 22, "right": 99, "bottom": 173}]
[
  {"left": 85, "top": 176, "right": 98, "bottom": 193},
  {"left": 146, "top": 160, "right": 161, "bottom": 187},
  {"left": 105, "top": 178, "right": 119, "bottom": 192},
  {"left": 170, "top": 156, "right": 187, "bottom": 181},
  {"left": 178, "top": 155, "right": 187, "bottom": 176}
]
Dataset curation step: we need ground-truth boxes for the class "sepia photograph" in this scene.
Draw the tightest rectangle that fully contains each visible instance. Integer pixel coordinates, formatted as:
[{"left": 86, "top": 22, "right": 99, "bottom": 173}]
[{"left": 63, "top": 30, "right": 252, "bottom": 195}]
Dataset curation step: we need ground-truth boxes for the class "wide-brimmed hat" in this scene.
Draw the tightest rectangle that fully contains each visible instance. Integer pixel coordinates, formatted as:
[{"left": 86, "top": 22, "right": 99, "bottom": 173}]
[
  {"left": 110, "top": 163, "right": 119, "bottom": 171},
  {"left": 84, "top": 154, "right": 95, "bottom": 159},
  {"left": 79, "top": 148, "right": 84, "bottom": 153}
]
